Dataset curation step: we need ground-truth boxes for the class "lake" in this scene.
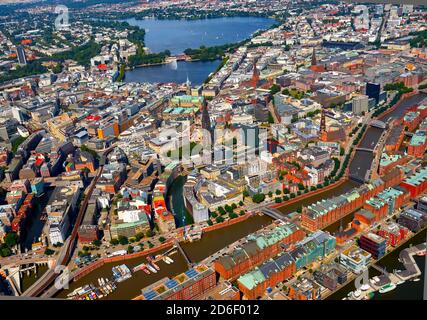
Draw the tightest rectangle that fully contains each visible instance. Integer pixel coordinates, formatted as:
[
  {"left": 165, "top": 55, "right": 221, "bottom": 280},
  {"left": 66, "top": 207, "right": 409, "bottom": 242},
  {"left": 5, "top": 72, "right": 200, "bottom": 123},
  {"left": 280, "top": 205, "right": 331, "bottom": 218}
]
[
  {"left": 123, "top": 17, "right": 277, "bottom": 54},
  {"left": 123, "top": 16, "right": 276, "bottom": 85},
  {"left": 125, "top": 59, "right": 221, "bottom": 85}
]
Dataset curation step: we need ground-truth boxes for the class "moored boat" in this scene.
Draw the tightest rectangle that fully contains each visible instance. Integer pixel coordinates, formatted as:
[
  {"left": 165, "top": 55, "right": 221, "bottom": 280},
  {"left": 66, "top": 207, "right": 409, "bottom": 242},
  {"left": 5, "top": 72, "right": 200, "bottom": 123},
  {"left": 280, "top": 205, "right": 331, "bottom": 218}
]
[{"left": 379, "top": 283, "right": 396, "bottom": 294}]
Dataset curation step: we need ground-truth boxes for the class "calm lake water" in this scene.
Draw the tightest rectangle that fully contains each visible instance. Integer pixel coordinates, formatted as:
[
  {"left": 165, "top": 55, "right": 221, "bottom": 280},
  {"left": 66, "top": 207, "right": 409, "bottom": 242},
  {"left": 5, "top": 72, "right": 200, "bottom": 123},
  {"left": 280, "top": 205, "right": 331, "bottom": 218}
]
[
  {"left": 123, "top": 16, "right": 276, "bottom": 85},
  {"left": 123, "top": 17, "right": 277, "bottom": 54},
  {"left": 125, "top": 60, "right": 220, "bottom": 85}
]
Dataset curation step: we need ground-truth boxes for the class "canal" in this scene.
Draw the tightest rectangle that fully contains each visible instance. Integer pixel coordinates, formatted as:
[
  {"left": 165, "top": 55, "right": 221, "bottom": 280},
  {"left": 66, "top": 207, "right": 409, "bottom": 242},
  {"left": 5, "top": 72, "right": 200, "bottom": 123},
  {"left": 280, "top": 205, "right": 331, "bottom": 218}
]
[
  {"left": 55, "top": 214, "right": 272, "bottom": 300},
  {"left": 381, "top": 92, "right": 427, "bottom": 122},
  {"left": 20, "top": 265, "right": 49, "bottom": 293},
  {"left": 327, "top": 228, "right": 427, "bottom": 300},
  {"left": 277, "top": 181, "right": 360, "bottom": 216}
]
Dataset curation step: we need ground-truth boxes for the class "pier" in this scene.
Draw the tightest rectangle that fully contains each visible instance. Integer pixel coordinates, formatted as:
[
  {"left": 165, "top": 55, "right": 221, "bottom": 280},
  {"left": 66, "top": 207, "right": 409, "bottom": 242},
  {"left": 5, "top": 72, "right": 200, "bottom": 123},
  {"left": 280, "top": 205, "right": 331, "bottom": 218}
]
[
  {"left": 394, "top": 243, "right": 425, "bottom": 281},
  {"left": 174, "top": 240, "right": 193, "bottom": 268}
]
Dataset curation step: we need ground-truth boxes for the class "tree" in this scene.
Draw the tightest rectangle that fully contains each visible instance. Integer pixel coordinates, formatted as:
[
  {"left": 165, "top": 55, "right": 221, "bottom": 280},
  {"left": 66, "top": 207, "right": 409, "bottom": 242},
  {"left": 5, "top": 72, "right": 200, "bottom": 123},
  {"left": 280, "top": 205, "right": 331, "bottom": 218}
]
[
  {"left": 275, "top": 189, "right": 282, "bottom": 196},
  {"left": 0, "top": 246, "right": 11, "bottom": 257},
  {"left": 275, "top": 198, "right": 282, "bottom": 203},
  {"left": 44, "top": 248, "right": 55, "bottom": 256},
  {"left": 218, "top": 206, "right": 226, "bottom": 215},
  {"left": 118, "top": 236, "right": 128, "bottom": 245},
  {"left": 127, "top": 245, "right": 134, "bottom": 254},
  {"left": 229, "top": 212, "right": 238, "bottom": 219},
  {"left": 216, "top": 216, "right": 225, "bottom": 223},
  {"left": 211, "top": 212, "right": 218, "bottom": 218},
  {"left": 207, "top": 220, "right": 213, "bottom": 226},
  {"left": 110, "top": 239, "right": 119, "bottom": 246},
  {"left": 159, "top": 236, "right": 166, "bottom": 243},
  {"left": 240, "top": 210, "right": 245, "bottom": 216},
  {"left": 239, "top": 201, "right": 244, "bottom": 206},
  {"left": 252, "top": 193, "right": 265, "bottom": 203},
  {"left": 4, "top": 232, "right": 18, "bottom": 248}
]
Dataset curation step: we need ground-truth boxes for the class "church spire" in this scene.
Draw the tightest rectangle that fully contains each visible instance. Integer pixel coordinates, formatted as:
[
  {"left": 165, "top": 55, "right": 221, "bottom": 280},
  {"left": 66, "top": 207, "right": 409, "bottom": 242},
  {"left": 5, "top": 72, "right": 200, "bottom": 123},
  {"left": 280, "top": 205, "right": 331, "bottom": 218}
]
[{"left": 311, "top": 47, "right": 317, "bottom": 66}]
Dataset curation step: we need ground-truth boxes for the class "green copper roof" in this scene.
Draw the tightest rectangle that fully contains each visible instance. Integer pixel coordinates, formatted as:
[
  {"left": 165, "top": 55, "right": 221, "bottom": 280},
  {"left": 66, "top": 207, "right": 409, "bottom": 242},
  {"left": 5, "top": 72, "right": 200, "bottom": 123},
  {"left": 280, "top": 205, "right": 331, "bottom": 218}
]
[{"left": 238, "top": 268, "right": 266, "bottom": 290}]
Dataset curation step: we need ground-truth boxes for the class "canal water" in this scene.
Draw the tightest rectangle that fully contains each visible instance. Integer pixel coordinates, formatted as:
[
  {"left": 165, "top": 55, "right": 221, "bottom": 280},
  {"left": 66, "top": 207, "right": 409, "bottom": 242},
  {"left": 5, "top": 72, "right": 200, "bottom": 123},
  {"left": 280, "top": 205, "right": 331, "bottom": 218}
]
[
  {"left": 276, "top": 180, "right": 360, "bottom": 217},
  {"left": 327, "top": 228, "right": 427, "bottom": 300},
  {"left": 181, "top": 214, "right": 273, "bottom": 263},
  {"left": 55, "top": 214, "right": 272, "bottom": 300},
  {"left": 20, "top": 265, "right": 49, "bottom": 293},
  {"left": 381, "top": 92, "right": 427, "bottom": 122},
  {"left": 123, "top": 17, "right": 277, "bottom": 54}
]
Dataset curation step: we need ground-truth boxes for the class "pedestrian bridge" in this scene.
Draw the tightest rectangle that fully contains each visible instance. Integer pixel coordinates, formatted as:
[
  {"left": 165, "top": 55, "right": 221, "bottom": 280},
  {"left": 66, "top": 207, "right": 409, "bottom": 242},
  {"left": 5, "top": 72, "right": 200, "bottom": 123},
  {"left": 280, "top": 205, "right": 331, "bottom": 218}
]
[
  {"left": 356, "top": 147, "right": 375, "bottom": 152},
  {"left": 261, "top": 208, "right": 286, "bottom": 221},
  {"left": 370, "top": 119, "right": 387, "bottom": 129}
]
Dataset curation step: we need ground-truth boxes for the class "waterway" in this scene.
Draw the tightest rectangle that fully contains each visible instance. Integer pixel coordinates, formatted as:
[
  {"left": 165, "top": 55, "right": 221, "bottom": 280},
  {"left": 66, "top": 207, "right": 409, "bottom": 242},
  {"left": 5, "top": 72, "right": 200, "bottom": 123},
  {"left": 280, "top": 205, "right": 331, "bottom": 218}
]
[
  {"left": 168, "top": 175, "right": 192, "bottom": 228},
  {"left": 123, "top": 17, "right": 277, "bottom": 54},
  {"left": 55, "top": 214, "right": 272, "bottom": 300},
  {"left": 125, "top": 60, "right": 221, "bottom": 86},
  {"left": 277, "top": 181, "right": 360, "bottom": 217},
  {"left": 327, "top": 228, "right": 427, "bottom": 300},
  {"left": 381, "top": 92, "right": 427, "bottom": 122},
  {"left": 20, "top": 265, "right": 49, "bottom": 293}
]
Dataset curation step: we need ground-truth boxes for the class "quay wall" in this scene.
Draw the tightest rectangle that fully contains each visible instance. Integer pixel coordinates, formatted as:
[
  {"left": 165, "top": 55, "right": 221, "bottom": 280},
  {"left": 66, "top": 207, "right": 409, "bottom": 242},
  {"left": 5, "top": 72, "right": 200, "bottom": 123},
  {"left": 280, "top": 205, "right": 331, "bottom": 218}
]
[
  {"left": 73, "top": 241, "right": 174, "bottom": 282},
  {"left": 201, "top": 212, "right": 253, "bottom": 233}
]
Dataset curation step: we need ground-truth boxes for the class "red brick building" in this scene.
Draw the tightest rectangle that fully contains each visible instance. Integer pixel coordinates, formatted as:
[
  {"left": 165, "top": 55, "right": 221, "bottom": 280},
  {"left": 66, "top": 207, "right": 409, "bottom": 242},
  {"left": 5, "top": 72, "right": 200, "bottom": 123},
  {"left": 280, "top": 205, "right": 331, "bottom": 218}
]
[
  {"left": 214, "top": 222, "right": 304, "bottom": 280},
  {"left": 137, "top": 265, "right": 216, "bottom": 300},
  {"left": 237, "top": 252, "right": 295, "bottom": 299}
]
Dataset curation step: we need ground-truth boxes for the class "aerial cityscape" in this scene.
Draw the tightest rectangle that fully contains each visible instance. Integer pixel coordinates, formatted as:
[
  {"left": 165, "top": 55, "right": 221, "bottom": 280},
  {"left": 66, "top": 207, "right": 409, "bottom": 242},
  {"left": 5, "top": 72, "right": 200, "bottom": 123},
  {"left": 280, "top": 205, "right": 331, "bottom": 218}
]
[{"left": 0, "top": 0, "right": 426, "bottom": 304}]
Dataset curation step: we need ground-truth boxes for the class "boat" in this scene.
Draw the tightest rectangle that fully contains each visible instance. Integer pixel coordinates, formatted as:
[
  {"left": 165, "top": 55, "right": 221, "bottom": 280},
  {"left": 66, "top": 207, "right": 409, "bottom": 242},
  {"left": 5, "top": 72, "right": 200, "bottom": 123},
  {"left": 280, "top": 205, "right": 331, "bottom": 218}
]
[
  {"left": 146, "top": 264, "right": 157, "bottom": 273},
  {"left": 162, "top": 256, "right": 171, "bottom": 264},
  {"left": 372, "top": 276, "right": 380, "bottom": 283},
  {"left": 112, "top": 264, "right": 132, "bottom": 282},
  {"left": 353, "top": 289, "right": 362, "bottom": 298},
  {"left": 165, "top": 257, "right": 174, "bottom": 264},
  {"left": 98, "top": 278, "right": 102, "bottom": 286},
  {"left": 412, "top": 277, "right": 421, "bottom": 282},
  {"left": 379, "top": 283, "right": 396, "bottom": 294},
  {"left": 151, "top": 261, "right": 160, "bottom": 271},
  {"left": 396, "top": 279, "right": 405, "bottom": 285},
  {"left": 361, "top": 284, "right": 370, "bottom": 291}
]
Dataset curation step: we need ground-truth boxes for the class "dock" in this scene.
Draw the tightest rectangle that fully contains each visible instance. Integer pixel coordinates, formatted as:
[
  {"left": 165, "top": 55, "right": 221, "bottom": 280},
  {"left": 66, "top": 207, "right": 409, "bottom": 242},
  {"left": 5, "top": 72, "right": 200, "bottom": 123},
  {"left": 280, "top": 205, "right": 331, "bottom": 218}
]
[
  {"left": 394, "top": 243, "right": 425, "bottom": 281},
  {"left": 174, "top": 240, "right": 193, "bottom": 268}
]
